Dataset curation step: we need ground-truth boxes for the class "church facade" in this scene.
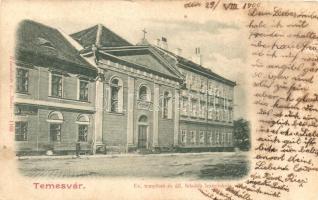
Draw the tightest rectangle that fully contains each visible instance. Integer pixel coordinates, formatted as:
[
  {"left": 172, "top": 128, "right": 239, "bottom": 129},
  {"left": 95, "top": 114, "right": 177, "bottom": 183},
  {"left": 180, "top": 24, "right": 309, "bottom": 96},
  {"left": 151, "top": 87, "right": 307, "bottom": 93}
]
[{"left": 14, "top": 20, "right": 235, "bottom": 155}]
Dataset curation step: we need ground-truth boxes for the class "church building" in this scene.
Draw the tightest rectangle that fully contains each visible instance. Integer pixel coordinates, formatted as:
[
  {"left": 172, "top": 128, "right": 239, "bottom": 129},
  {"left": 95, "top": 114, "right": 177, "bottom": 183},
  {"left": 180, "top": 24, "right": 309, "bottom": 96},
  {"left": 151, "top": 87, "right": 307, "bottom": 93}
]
[{"left": 14, "top": 20, "right": 235, "bottom": 155}]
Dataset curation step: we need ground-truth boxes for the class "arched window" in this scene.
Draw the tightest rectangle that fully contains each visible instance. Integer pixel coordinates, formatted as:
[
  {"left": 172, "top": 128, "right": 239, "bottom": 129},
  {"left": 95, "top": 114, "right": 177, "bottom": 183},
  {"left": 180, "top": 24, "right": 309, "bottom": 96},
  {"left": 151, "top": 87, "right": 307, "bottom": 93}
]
[
  {"left": 138, "top": 85, "right": 150, "bottom": 101},
  {"left": 76, "top": 114, "right": 90, "bottom": 142},
  {"left": 162, "top": 91, "right": 172, "bottom": 119},
  {"left": 47, "top": 111, "right": 63, "bottom": 142},
  {"left": 76, "top": 114, "right": 90, "bottom": 124},
  {"left": 47, "top": 111, "right": 63, "bottom": 123},
  {"left": 110, "top": 78, "right": 123, "bottom": 113},
  {"left": 139, "top": 115, "right": 148, "bottom": 123}
]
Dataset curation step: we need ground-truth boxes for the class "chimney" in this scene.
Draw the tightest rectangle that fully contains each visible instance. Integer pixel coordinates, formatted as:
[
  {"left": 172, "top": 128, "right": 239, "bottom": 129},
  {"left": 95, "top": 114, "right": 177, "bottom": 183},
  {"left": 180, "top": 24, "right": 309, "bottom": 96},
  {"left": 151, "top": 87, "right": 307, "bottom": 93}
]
[
  {"left": 193, "top": 47, "right": 203, "bottom": 65},
  {"left": 175, "top": 48, "right": 182, "bottom": 56},
  {"left": 96, "top": 24, "right": 103, "bottom": 47},
  {"left": 161, "top": 37, "right": 168, "bottom": 50}
]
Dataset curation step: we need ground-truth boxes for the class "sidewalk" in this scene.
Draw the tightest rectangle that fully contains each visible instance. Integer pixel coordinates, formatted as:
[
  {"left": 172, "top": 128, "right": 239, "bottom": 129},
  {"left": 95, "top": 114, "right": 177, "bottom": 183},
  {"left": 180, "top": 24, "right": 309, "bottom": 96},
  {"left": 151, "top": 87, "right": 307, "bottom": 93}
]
[{"left": 16, "top": 151, "right": 245, "bottom": 160}]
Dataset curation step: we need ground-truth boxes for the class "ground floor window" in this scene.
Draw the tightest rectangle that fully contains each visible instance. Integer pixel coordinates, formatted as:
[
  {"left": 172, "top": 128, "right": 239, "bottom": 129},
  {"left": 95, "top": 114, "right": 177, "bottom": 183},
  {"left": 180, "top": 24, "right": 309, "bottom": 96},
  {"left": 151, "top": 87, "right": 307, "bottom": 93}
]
[
  {"left": 190, "top": 131, "right": 196, "bottom": 144},
  {"left": 78, "top": 125, "right": 88, "bottom": 142},
  {"left": 207, "top": 132, "right": 212, "bottom": 144},
  {"left": 50, "top": 124, "right": 61, "bottom": 142},
  {"left": 215, "top": 131, "right": 220, "bottom": 145},
  {"left": 15, "top": 121, "right": 28, "bottom": 141},
  {"left": 199, "top": 131, "right": 205, "bottom": 144},
  {"left": 181, "top": 130, "right": 187, "bottom": 144}
]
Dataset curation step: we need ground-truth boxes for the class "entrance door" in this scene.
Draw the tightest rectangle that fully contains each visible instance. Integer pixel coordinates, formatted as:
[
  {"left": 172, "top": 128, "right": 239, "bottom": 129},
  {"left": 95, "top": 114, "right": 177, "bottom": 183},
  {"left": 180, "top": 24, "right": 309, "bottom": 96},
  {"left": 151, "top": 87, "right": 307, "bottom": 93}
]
[{"left": 138, "top": 125, "right": 147, "bottom": 149}]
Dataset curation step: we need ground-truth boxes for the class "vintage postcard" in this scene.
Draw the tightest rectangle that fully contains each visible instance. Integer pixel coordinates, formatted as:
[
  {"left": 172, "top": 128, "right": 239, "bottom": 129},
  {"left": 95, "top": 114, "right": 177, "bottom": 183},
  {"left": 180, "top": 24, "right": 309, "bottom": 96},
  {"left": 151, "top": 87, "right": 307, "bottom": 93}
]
[{"left": 0, "top": 0, "right": 318, "bottom": 200}]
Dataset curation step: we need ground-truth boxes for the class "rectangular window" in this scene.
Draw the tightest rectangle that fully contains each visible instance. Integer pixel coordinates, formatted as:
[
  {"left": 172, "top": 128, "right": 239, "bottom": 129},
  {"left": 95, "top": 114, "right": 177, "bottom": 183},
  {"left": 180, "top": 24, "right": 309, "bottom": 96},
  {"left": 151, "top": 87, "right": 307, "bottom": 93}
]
[
  {"left": 219, "top": 132, "right": 223, "bottom": 144},
  {"left": 79, "top": 80, "right": 89, "bottom": 101},
  {"left": 181, "top": 130, "right": 187, "bottom": 144},
  {"left": 199, "top": 131, "right": 205, "bottom": 144},
  {"left": 207, "top": 132, "right": 212, "bottom": 144},
  {"left": 228, "top": 132, "right": 233, "bottom": 144},
  {"left": 181, "top": 97, "right": 188, "bottom": 116},
  {"left": 190, "top": 131, "right": 196, "bottom": 144},
  {"left": 16, "top": 68, "right": 29, "bottom": 93},
  {"left": 78, "top": 125, "right": 88, "bottom": 142},
  {"left": 190, "top": 99, "right": 198, "bottom": 117},
  {"left": 51, "top": 74, "right": 63, "bottom": 98},
  {"left": 15, "top": 122, "right": 28, "bottom": 141},
  {"left": 50, "top": 124, "right": 61, "bottom": 142},
  {"left": 215, "top": 130, "right": 219, "bottom": 145},
  {"left": 212, "top": 130, "right": 216, "bottom": 145},
  {"left": 200, "top": 101, "right": 206, "bottom": 118}
]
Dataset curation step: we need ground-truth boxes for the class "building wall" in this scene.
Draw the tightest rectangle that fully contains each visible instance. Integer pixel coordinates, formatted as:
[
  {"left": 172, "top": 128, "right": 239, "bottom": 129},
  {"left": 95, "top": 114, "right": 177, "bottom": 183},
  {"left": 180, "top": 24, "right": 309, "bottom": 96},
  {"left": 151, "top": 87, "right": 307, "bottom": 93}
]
[
  {"left": 98, "top": 61, "right": 178, "bottom": 151},
  {"left": 102, "top": 69, "right": 128, "bottom": 152},
  {"left": 177, "top": 67, "right": 235, "bottom": 148},
  {"left": 14, "top": 54, "right": 236, "bottom": 154},
  {"left": 15, "top": 66, "right": 96, "bottom": 108},
  {"left": 15, "top": 108, "right": 94, "bottom": 153},
  {"left": 15, "top": 63, "right": 96, "bottom": 154},
  {"left": 179, "top": 122, "right": 233, "bottom": 149},
  {"left": 158, "top": 85, "right": 175, "bottom": 148}
]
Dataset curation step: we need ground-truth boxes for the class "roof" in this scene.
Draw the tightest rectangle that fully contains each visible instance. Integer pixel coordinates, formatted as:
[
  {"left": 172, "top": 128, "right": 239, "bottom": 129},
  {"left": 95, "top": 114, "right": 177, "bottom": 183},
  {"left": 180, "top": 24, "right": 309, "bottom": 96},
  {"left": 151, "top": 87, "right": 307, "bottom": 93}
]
[
  {"left": 99, "top": 46, "right": 183, "bottom": 81},
  {"left": 153, "top": 46, "right": 236, "bottom": 86},
  {"left": 70, "top": 24, "right": 132, "bottom": 48},
  {"left": 15, "top": 20, "right": 96, "bottom": 71}
]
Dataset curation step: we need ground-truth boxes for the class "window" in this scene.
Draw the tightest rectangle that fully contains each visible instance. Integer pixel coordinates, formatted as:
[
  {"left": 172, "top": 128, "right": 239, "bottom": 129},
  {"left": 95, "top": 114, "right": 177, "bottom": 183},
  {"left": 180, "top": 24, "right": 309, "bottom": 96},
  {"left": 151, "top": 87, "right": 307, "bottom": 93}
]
[
  {"left": 181, "top": 97, "right": 188, "bottom": 116},
  {"left": 190, "top": 131, "right": 196, "bottom": 144},
  {"left": 199, "top": 101, "right": 206, "bottom": 118},
  {"left": 199, "top": 131, "right": 205, "bottom": 144},
  {"left": 207, "top": 132, "right": 212, "bottom": 144},
  {"left": 190, "top": 99, "right": 198, "bottom": 117},
  {"left": 78, "top": 125, "right": 88, "bottom": 142},
  {"left": 51, "top": 74, "right": 62, "bottom": 97},
  {"left": 228, "top": 132, "right": 233, "bottom": 144},
  {"left": 110, "top": 78, "right": 124, "bottom": 113},
  {"left": 47, "top": 111, "right": 63, "bottom": 142},
  {"left": 36, "top": 37, "right": 55, "bottom": 49},
  {"left": 163, "top": 91, "right": 172, "bottom": 119},
  {"left": 15, "top": 122, "right": 27, "bottom": 141},
  {"left": 215, "top": 130, "right": 219, "bottom": 145},
  {"left": 181, "top": 130, "right": 187, "bottom": 144},
  {"left": 79, "top": 80, "right": 89, "bottom": 101},
  {"left": 139, "top": 115, "right": 148, "bottom": 123},
  {"left": 219, "top": 132, "right": 223, "bottom": 144},
  {"left": 139, "top": 85, "right": 150, "bottom": 101},
  {"left": 16, "top": 68, "right": 29, "bottom": 93},
  {"left": 212, "top": 130, "right": 216, "bottom": 145},
  {"left": 50, "top": 124, "right": 61, "bottom": 142}
]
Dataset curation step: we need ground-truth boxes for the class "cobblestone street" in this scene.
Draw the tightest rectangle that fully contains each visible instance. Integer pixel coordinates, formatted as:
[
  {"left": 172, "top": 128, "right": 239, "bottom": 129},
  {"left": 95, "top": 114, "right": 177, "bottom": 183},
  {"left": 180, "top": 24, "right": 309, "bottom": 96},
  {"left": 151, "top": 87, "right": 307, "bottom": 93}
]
[{"left": 18, "top": 152, "right": 249, "bottom": 180}]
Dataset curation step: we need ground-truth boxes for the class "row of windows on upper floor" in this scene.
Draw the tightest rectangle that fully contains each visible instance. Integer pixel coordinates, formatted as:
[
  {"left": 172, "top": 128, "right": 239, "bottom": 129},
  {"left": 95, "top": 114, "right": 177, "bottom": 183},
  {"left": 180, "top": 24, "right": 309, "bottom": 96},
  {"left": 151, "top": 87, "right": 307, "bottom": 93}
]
[
  {"left": 182, "top": 70, "right": 234, "bottom": 99},
  {"left": 16, "top": 68, "right": 90, "bottom": 102},
  {"left": 180, "top": 129, "right": 233, "bottom": 145},
  {"left": 108, "top": 77, "right": 173, "bottom": 119},
  {"left": 16, "top": 68, "right": 174, "bottom": 120},
  {"left": 16, "top": 68, "right": 232, "bottom": 121},
  {"left": 180, "top": 97, "right": 233, "bottom": 122},
  {"left": 15, "top": 112, "right": 90, "bottom": 142}
]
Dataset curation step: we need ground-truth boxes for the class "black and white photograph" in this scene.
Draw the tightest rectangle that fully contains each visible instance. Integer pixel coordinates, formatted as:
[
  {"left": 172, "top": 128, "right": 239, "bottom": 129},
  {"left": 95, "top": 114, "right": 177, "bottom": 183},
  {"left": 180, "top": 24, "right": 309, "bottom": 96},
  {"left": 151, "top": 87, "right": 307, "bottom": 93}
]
[
  {"left": 12, "top": 2, "right": 251, "bottom": 180},
  {"left": 2, "top": 1, "right": 318, "bottom": 200}
]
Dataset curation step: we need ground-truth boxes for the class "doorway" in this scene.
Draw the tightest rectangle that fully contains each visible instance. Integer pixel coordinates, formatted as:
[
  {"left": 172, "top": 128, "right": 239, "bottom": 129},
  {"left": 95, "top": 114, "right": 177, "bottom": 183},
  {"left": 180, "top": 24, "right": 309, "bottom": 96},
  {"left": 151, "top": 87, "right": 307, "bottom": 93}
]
[
  {"left": 138, "top": 125, "right": 147, "bottom": 149},
  {"left": 137, "top": 115, "right": 148, "bottom": 149}
]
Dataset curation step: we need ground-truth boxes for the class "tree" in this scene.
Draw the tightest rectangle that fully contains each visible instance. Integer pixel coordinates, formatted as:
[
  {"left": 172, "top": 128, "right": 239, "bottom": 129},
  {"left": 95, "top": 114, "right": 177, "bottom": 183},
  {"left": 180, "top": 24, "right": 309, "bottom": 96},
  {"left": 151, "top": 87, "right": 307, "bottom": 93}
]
[{"left": 233, "top": 118, "right": 251, "bottom": 151}]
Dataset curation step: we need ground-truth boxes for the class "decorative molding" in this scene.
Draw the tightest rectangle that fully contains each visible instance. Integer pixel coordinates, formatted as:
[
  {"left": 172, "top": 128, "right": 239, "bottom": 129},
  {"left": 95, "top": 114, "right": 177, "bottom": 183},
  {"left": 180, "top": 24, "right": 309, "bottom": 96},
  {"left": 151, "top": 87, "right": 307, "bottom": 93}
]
[{"left": 15, "top": 97, "right": 95, "bottom": 112}]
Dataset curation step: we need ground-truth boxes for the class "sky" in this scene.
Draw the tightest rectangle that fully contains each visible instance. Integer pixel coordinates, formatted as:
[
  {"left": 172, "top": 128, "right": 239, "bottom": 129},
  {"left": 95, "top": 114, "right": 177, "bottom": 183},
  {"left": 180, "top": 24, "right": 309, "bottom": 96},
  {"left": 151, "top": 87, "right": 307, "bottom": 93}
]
[{"left": 5, "top": 0, "right": 249, "bottom": 119}]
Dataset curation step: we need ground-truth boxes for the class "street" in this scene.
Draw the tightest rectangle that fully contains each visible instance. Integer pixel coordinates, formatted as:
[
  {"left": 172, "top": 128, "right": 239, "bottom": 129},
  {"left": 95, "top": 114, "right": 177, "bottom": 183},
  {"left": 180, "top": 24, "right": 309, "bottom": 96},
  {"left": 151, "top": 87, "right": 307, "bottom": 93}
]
[{"left": 18, "top": 152, "right": 249, "bottom": 180}]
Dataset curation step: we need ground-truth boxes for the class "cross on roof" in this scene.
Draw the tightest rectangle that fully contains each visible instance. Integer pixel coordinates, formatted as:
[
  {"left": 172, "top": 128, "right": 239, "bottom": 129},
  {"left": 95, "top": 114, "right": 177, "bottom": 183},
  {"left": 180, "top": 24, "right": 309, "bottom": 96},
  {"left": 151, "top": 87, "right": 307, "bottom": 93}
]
[{"left": 142, "top": 28, "right": 147, "bottom": 39}]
